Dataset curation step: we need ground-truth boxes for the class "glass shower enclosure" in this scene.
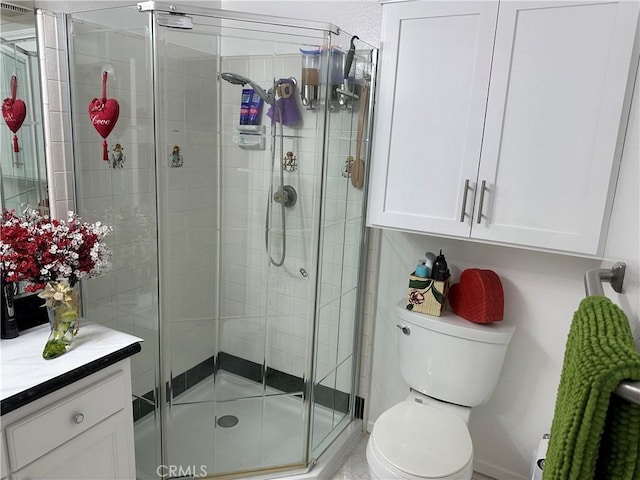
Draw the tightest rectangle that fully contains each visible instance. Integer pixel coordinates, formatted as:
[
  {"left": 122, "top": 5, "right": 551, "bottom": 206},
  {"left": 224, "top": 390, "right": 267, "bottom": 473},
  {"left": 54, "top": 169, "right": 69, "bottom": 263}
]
[{"left": 64, "top": 2, "right": 375, "bottom": 478}]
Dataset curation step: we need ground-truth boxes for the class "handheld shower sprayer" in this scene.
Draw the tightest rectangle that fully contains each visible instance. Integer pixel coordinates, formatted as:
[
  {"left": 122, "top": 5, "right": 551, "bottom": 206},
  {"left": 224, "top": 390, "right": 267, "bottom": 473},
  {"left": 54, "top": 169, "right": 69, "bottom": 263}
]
[
  {"left": 220, "top": 72, "right": 275, "bottom": 105},
  {"left": 220, "top": 71, "right": 289, "bottom": 267}
]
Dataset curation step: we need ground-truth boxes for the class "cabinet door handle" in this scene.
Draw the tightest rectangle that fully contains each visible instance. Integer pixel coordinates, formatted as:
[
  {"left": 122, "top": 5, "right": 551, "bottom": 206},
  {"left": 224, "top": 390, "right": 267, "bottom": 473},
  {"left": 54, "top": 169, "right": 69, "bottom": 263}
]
[
  {"left": 476, "top": 180, "right": 487, "bottom": 224},
  {"left": 459, "top": 179, "right": 470, "bottom": 222},
  {"left": 73, "top": 413, "right": 85, "bottom": 424}
]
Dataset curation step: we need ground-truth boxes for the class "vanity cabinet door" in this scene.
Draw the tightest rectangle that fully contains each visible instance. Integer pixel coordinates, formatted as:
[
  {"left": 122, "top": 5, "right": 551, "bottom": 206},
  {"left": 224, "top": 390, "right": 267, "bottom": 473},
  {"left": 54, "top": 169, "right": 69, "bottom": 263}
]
[
  {"left": 471, "top": 1, "right": 639, "bottom": 255},
  {"left": 11, "top": 411, "right": 133, "bottom": 480},
  {"left": 2, "top": 361, "right": 136, "bottom": 480},
  {"left": 367, "top": 1, "right": 498, "bottom": 236}
]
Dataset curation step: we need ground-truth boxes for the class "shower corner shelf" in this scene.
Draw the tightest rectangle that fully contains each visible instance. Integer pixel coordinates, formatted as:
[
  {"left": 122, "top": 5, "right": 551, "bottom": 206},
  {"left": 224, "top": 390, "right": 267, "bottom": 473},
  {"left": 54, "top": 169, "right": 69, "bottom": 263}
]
[
  {"left": 237, "top": 124, "right": 264, "bottom": 133},
  {"left": 234, "top": 124, "right": 266, "bottom": 150}
]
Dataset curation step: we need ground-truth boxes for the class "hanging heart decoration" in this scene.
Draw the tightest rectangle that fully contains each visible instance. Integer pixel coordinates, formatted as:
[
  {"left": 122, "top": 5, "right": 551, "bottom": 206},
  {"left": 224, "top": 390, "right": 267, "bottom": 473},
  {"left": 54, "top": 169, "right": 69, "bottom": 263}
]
[
  {"left": 88, "top": 71, "right": 119, "bottom": 161},
  {"left": 2, "top": 75, "right": 27, "bottom": 153}
]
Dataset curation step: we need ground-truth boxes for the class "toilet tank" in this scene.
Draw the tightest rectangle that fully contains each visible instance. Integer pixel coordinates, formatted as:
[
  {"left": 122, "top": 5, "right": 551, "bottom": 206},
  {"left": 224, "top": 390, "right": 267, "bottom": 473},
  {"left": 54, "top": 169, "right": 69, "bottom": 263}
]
[{"left": 396, "top": 301, "right": 515, "bottom": 407}]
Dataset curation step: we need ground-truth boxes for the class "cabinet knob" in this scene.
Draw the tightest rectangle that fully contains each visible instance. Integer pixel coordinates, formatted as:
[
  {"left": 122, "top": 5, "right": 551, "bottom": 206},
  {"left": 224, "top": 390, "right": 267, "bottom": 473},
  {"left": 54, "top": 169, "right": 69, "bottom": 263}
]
[{"left": 73, "top": 413, "right": 85, "bottom": 424}]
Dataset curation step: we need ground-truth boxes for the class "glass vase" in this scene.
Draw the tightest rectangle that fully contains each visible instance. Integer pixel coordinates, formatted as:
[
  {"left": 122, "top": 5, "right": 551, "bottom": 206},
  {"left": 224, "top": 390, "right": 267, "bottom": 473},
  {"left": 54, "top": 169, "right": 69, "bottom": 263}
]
[{"left": 42, "top": 285, "right": 80, "bottom": 360}]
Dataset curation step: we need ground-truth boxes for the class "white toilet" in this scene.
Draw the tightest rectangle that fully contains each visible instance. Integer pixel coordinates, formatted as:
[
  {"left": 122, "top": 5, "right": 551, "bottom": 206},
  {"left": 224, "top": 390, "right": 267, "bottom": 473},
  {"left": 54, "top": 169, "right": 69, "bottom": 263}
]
[{"left": 366, "top": 301, "right": 515, "bottom": 479}]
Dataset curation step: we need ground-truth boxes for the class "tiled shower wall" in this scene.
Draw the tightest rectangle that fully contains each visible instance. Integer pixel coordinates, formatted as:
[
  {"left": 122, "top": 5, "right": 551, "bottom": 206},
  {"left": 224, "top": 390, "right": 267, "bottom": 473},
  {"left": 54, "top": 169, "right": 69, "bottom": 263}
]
[
  {"left": 69, "top": 16, "right": 158, "bottom": 400},
  {"left": 36, "top": 10, "right": 73, "bottom": 218},
  {"left": 218, "top": 52, "right": 368, "bottom": 393},
  {"left": 218, "top": 53, "right": 320, "bottom": 379},
  {"left": 156, "top": 39, "right": 219, "bottom": 383},
  {"left": 38, "top": 9, "right": 379, "bottom": 423},
  {"left": 58, "top": 12, "right": 219, "bottom": 398}
]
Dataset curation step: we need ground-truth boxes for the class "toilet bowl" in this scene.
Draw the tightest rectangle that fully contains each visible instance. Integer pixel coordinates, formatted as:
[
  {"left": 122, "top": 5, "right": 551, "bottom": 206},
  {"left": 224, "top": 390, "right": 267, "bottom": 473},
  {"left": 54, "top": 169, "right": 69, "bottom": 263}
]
[
  {"left": 367, "top": 401, "right": 473, "bottom": 479},
  {"left": 366, "top": 301, "right": 515, "bottom": 479}
]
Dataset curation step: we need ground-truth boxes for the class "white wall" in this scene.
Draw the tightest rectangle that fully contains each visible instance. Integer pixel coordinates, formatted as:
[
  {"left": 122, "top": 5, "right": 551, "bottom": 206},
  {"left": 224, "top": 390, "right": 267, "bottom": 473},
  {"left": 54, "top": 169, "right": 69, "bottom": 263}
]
[
  {"left": 222, "top": 0, "right": 382, "bottom": 47},
  {"left": 368, "top": 68, "right": 640, "bottom": 479}
]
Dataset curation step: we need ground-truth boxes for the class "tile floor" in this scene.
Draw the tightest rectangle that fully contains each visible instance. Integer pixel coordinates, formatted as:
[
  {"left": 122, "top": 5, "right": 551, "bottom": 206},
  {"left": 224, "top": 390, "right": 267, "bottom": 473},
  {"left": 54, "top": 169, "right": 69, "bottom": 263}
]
[{"left": 330, "top": 433, "right": 495, "bottom": 480}]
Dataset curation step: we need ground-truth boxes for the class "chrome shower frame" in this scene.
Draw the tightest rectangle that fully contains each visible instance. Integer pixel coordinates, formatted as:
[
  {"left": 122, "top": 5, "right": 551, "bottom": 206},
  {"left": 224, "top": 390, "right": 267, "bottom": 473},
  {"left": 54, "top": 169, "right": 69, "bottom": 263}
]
[{"left": 137, "top": 1, "right": 340, "bottom": 35}]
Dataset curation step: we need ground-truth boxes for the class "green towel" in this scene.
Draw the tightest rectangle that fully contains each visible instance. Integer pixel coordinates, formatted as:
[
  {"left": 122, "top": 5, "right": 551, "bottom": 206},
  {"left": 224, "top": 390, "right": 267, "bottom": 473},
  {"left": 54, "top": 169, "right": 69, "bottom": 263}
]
[{"left": 544, "top": 296, "right": 640, "bottom": 480}]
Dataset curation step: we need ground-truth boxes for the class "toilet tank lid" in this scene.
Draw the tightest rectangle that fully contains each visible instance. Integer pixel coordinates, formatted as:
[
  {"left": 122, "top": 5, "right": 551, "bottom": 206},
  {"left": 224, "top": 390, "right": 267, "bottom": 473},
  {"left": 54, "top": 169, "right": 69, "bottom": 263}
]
[{"left": 397, "top": 300, "right": 515, "bottom": 344}]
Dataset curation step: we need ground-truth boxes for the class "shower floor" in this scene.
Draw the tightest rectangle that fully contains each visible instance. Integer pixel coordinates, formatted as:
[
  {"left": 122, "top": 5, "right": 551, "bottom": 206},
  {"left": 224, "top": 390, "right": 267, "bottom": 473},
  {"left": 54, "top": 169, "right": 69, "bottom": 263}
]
[{"left": 134, "top": 371, "right": 335, "bottom": 479}]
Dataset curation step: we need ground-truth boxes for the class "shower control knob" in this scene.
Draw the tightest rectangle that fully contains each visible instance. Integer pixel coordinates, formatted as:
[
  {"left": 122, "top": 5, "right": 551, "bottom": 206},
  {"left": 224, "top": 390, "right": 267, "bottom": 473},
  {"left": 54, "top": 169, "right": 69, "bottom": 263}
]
[{"left": 273, "top": 185, "right": 297, "bottom": 208}]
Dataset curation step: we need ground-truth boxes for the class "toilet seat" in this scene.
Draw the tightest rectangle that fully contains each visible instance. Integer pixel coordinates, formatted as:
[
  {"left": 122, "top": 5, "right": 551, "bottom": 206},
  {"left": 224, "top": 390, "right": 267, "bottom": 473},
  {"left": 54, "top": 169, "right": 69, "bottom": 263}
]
[{"left": 370, "top": 401, "right": 472, "bottom": 479}]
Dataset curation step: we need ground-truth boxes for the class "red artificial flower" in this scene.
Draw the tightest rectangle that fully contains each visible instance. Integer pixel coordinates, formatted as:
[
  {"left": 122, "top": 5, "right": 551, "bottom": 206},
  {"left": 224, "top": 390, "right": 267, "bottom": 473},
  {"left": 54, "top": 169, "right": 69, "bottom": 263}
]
[{"left": 0, "top": 208, "right": 112, "bottom": 290}]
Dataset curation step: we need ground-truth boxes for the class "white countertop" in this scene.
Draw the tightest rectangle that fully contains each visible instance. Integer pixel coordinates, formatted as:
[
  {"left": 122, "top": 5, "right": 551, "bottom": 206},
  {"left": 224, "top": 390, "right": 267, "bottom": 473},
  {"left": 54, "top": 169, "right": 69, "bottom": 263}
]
[{"left": 1, "top": 322, "right": 142, "bottom": 403}]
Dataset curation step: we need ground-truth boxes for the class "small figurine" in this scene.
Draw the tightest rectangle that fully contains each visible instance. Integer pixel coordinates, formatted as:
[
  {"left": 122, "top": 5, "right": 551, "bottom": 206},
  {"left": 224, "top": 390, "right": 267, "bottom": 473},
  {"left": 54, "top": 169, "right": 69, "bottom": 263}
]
[
  {"left": 170, "top": 145, "right": 183, "bottom": 168},
  {"left": 283, "top": 151, "right": 298, "bottom": 172},
  {"left": 110, "top": 143, "right": 126, "bottom": 168},
  {"left": 342, "top": 156, "right": 354, "bottom": 178}
]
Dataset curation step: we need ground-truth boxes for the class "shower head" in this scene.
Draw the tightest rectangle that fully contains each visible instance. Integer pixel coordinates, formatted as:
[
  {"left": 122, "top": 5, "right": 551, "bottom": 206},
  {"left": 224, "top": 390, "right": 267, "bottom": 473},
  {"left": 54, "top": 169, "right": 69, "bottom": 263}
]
[
  {"left": 220, "top": 72, "right": 249, "bottom": 85},
  {"left": 220, "top": 72, "right": 274, "bottom": 105}
]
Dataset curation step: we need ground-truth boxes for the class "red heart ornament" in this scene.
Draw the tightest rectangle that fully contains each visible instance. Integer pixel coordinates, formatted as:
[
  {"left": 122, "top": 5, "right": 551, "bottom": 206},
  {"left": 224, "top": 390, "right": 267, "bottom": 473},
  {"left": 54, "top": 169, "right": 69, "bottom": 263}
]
[
  {"left": 448, "top": 269, "right": 504, "bottom": 324},
  {"left": 2, "top": 98, "right": 26, "bottom": 133},
  {"left": 88, "top": 72, "right": 120, "bottom": 161},
  {"left": 88, "top": 97, "right": 119, "bottom": 139},
  {"left": 3, "top": 76, "right": 27, "bottom": 152}
]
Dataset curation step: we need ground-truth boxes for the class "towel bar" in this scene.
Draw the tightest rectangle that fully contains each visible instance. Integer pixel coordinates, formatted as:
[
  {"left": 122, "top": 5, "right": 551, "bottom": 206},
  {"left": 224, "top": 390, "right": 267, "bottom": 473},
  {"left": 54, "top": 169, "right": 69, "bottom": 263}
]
[
  {"left": 584, "top": 262, "right": 625, "bottom": 296},
  {"left": 616, "top": 381, "right": 640, "bottom": 405},
  {"left": 584, "top": 262, "right": 640, "bottom": 406}
]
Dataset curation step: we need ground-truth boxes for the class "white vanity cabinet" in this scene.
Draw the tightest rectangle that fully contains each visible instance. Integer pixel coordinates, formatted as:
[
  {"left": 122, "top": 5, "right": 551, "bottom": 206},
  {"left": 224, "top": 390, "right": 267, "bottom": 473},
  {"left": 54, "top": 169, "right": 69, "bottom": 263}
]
[
  {"left": 367, "top": 0, "right": 640, "bottom": 255},
  {"left": 1, "top": 323, "right": 142, "bottom": 480},
  {"left": 1, "top": 360, "right": 135, "bottom": 480}
]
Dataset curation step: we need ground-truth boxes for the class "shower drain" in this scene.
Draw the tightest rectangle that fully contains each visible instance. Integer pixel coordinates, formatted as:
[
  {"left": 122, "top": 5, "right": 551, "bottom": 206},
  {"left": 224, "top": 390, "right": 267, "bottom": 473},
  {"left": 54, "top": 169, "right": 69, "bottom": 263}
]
[{"left": 217, "top": 415, "right": 239, "bottom": 428}]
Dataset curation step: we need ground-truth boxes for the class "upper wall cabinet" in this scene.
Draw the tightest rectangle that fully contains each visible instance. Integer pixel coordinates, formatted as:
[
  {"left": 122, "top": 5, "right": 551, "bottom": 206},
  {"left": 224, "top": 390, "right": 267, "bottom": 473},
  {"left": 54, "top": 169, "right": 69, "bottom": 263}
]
[{"left": 367, "top": 0, "right": 640, "bottom": 256}]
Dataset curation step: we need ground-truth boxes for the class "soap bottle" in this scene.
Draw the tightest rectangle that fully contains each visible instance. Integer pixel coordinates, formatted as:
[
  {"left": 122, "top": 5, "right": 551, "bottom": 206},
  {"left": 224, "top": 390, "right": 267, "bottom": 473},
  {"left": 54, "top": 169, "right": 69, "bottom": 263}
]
[
  {"left": 431, "top": 250, "right": 450, "bottom": 281},
  {"left": 415, "top": 260, "right": 428, "bottom": 278}
]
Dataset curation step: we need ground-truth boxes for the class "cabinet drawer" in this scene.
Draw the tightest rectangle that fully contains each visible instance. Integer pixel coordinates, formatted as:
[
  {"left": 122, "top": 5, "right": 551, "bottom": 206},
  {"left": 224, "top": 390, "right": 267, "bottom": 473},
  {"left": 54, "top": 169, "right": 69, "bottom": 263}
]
[{"left": 5, "top": 371, "right": 127, "bottom": 471}]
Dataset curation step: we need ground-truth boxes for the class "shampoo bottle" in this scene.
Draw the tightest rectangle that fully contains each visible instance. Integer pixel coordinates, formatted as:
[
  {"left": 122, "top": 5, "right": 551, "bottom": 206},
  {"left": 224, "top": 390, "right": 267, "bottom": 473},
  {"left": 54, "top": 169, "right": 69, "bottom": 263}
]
[{"left": 239, "top": 89, "right": 253, "bottom": 125}]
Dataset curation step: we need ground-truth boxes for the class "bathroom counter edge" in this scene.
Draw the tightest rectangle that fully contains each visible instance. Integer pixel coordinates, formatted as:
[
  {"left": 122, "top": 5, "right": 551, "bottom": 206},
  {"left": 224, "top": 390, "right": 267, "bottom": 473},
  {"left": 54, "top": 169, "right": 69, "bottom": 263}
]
[{"left": 1, "top": 322, "right": 143, "bottom": 415}]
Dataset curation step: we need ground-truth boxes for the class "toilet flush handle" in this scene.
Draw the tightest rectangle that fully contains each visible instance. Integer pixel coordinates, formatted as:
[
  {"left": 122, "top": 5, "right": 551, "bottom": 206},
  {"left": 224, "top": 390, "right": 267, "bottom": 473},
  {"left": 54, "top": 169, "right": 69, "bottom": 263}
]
[{"left": 396, "top": 324, "right": 411, "bottom": 335}]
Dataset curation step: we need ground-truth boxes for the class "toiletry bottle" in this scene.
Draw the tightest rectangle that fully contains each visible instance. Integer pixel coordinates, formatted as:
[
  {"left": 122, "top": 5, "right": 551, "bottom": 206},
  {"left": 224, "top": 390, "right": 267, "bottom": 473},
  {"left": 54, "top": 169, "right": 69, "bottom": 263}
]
[
  {"left": 432, "top": 250, "right": 450, "bottom": 281},
  {"left": 424, "top": 251, "right": 436, "bottom": 277},
  {"left": 1, "top": 277, "right": 19, "bottom": 339},
  {"left": 415, "top": 260, "right": 428, "bottom": 278},
  {"left": 248, "top": 95, "right": 264, "bottom": 125},
  {"left": 239, "top": 89, "right": 252, "bottom": 125}
]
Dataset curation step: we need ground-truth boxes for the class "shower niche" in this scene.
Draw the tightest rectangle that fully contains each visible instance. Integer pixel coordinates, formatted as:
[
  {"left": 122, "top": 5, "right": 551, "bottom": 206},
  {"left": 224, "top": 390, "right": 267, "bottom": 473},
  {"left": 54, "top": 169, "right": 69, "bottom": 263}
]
[{"left": 61, "top": 3, "right": 376, "bottom": 478}]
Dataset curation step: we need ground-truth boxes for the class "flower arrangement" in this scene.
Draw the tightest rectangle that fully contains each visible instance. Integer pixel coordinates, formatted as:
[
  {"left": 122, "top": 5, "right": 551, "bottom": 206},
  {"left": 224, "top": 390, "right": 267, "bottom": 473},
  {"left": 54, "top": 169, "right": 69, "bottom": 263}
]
[
  {"left": 1, "top": 207, "right": 112, "bottom": 359},
  {"left": 0, "top": 207, "right": 112, "bottom": 291}
]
